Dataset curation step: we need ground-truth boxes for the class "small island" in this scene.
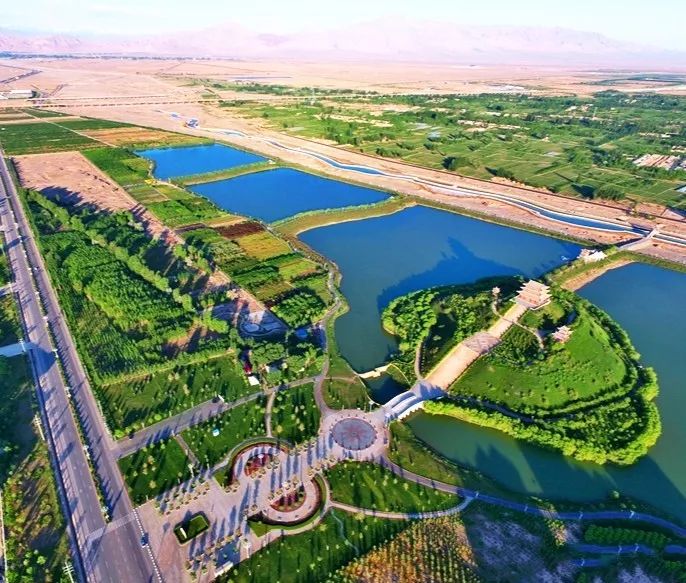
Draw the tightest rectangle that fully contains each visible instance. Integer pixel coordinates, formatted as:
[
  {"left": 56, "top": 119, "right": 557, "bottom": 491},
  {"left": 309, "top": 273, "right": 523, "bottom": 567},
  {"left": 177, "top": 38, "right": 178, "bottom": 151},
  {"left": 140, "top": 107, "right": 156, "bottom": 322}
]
[{"left": 381, "top": 275, "right": 661, "bottom": 465}]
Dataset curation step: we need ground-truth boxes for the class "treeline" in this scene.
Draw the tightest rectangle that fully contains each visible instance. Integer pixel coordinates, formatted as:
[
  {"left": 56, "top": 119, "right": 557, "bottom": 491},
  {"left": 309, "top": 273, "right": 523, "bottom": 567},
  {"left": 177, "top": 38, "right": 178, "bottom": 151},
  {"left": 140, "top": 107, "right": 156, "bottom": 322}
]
[
  {"left": 24, "top": 190, "right": 233, "bottom": 383},
  {"left": 425, "top": 387, "right": 661, "bottom": 466}
]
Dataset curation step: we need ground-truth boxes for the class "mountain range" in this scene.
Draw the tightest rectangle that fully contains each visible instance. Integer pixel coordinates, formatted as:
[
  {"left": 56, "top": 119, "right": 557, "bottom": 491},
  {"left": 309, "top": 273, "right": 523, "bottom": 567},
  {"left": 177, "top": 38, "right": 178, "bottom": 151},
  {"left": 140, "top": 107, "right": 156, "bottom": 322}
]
[{"left": 1, "top": 19, "right": 683, "bottom": 67}]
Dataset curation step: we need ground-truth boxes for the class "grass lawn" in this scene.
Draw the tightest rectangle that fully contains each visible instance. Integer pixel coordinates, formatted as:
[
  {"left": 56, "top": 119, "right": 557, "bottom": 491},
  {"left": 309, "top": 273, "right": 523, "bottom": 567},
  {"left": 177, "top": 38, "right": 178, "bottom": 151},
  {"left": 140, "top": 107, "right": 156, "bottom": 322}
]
[
  {"left": 174, "top": 512, "right": 210, "bottom": 544},
  {"left": 326, "top": 461, "right": 459, "bottom": 513},
  {"left": 119, "top": 438, "right": 192, "bottom": 504},
  {"left": 98, "top": 356, "right": 251, "bottom": 436},
  {"left": 322, "top": 377, "right": 370, "bottom": 410},
  {"left": 220, "top": 512, "right": 408, "bottom": 583},
  {"left": 182, "top": 398, "right": 267, "bottom": 467},
  {"left": 451, "top": 298, "right": 629, "bottom": 412},
  {"left": 271, "top": 383, "right": 320, "bottom": 444},
  {"left": 0, "top": 120, "right": 98, "bottom": 154}
]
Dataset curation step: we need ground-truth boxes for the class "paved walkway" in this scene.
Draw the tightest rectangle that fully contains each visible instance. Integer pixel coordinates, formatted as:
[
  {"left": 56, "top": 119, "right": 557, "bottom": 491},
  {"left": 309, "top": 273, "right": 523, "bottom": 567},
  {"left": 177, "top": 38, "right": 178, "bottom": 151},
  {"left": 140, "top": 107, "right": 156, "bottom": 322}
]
[
  {"left": 425, "top": 302, "right": 526, "bottom": 389},
  {"left": 379, "top": 457, "right": 686, "bottom": 538},
  {"left": 112, "top": 392, "right": 263, "bottom": 459},
  {"left": 138, "top": 406, "right": 388, "bottom": 582},
  {"left": 330, "top": 496, "right": 473, "bottom": 520}
]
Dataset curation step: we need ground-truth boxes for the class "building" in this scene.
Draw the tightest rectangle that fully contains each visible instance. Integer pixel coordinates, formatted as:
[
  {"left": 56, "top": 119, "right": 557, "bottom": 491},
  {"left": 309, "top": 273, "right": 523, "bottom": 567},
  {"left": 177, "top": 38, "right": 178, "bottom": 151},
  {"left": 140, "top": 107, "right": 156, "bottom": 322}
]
[
  {"left": 0, "top": 89, "right": 35, "bottom": 100},
  {"left": 515, "top": 280, "right": 551, "bottom": 310},
  {"left": 578, "top": 248, "right": 607, "bottom": 264},
  {"left": 551, "top": 325, "right": 573, "bottom": 343}
]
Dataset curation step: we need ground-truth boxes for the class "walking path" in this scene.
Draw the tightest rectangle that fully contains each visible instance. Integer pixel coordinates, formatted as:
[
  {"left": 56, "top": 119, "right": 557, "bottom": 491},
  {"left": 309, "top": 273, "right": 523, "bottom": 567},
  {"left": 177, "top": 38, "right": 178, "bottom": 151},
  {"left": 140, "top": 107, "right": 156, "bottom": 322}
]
[
  {"left": 424, "top": 302, "right": 526, "bottom": 389},
  {"left": 113, "top": 392, "right": 262, "bottom": 459},
  {"left": 330, "top": 496, "right": 473, "bottom": 520}
]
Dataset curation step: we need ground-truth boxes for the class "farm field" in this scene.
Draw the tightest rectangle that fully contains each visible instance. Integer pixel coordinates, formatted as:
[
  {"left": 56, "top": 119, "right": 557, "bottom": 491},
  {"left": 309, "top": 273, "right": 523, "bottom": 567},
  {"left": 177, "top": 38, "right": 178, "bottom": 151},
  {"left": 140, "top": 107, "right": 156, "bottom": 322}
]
[
  {"left": 0, "top": 119, "right": 98, "bottom": 155},
  {"left": 83, "top": 147, "right": 229, "bottom": 226},
  {"left": 223, "top": 90, "right": 686, "bottom": 207}
]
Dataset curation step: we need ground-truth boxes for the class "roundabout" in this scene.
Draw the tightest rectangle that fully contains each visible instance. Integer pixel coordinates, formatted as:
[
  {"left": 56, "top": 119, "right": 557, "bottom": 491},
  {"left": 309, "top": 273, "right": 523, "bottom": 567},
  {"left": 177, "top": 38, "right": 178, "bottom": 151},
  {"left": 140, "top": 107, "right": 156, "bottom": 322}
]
[{"left": 331, "top": 417, "right": 377, "bottom": 451}]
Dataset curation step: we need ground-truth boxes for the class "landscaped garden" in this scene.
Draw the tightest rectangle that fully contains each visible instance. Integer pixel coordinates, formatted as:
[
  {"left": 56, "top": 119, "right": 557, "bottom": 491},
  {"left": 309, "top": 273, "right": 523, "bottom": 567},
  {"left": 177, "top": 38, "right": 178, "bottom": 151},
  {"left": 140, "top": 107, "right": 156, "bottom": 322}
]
[
  {"left": 98, "top": 357, "right": 251, "bottom": 437},
  {"left": 182, "top": 399, "right": 267, "bottom": 468},
  {"left": 118, "top": 438, "right": 193, "bottom": 505},
  {"left": 326, "top": 461, "right": 460, "bottom": 513},
  {"left": 424, "top": 288, "right": 661, "bottom": 465},
  {"left": 382, "top": 277, "right": 520, "bottom": 380},
  {"left": 174, "top": 512, "right": 210, "bottom": 544},
  {"left": 271, "top": 383, "right": 321, "bottom": 444}
]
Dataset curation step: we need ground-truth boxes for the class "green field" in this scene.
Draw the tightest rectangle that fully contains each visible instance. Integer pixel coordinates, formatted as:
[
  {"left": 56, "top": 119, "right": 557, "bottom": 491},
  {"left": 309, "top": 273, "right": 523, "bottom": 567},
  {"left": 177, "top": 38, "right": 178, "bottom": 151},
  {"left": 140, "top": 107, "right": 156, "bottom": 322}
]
[
  {"left": 98, "top": 357, "right": 251, "bottom": 436},
  {"left": 84, "top": 147, "right": 229, "bottom": 226},
  {"left": 452, "top": 294, "right": 629, "bottom": 412},
  {"left": 0, "top": 120, "right": 98, "bottom": 154},
  {"left": 271, "top": 383, "right": 320, "bottom": 444},
  {"left": 119, "top": 438, "right": 192, "bottom": 504},
  {"left": 182, "top": 398, "right": 267, "bottom": 467},
  {"left": 326, "top": 461, "right": 460, "bottom": 513},
  {"left": 223, "top": 91, "right": 686, "bottom": 208}
]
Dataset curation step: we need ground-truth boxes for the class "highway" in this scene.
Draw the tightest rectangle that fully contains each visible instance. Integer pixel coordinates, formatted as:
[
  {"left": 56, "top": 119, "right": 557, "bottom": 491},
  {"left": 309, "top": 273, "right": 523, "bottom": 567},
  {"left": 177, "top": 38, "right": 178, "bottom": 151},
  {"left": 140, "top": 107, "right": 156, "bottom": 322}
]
[{"left": 0, "top": 150, "right": 160, "bottom": 583}]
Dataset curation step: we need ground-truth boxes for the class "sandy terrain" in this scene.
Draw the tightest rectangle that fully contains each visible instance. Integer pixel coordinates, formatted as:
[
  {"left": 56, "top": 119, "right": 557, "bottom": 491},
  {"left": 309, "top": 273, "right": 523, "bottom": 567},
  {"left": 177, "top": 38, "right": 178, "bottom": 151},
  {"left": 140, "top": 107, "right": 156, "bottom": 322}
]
[
  {"left": 1, "top": 58, "right": 685, "bottom": 103},
  {"left": 79, "top": 126, "right": 197, "bottom": 146},
  {"left": 2, "top": 57, "right": 685, "bottom": 266},
  {"left": 13, "top": 151, "right": 181, "bottom": 244}
]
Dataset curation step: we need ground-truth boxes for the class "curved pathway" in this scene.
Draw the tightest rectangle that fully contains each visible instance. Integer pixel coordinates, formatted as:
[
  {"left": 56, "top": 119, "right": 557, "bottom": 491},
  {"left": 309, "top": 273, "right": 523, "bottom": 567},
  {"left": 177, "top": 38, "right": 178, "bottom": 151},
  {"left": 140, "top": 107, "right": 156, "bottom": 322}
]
[
  {"left": 379, "top": 457, "right": 686, "bottom": 538},
  {"left": 330, "top": 496, "right": 473, "bottom": 520}
]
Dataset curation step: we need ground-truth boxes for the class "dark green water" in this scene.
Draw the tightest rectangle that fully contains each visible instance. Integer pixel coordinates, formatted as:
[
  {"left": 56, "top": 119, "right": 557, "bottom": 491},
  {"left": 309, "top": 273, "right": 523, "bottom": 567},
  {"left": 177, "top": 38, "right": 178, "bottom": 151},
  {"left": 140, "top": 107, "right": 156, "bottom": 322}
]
[
  {"left": 300, "top": 205, "right": 578, "bottom": 373},
  {"left": 408, "top": 263, "right": 686, "bottom": 521}
]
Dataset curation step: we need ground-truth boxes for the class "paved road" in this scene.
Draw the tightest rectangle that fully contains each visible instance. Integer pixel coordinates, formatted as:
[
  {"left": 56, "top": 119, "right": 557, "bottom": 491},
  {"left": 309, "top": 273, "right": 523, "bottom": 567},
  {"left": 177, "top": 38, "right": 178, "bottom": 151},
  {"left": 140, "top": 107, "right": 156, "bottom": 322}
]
[{"left": 0, "top": 151, "right": 159, "bottom": 582}]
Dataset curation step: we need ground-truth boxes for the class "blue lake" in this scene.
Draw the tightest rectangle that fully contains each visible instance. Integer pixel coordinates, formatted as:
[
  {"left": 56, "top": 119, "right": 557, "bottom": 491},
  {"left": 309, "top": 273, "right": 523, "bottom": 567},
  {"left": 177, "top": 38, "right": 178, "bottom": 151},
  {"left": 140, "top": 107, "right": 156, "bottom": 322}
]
[
  {"left": 300, "top": 205, "right": 579, "bottom": 372},
  {"left": 136, "top": 143, "right": 265, "bottom": 180},
  {"left": 190, "top": 168, "right": 389, "bottom": 223}
]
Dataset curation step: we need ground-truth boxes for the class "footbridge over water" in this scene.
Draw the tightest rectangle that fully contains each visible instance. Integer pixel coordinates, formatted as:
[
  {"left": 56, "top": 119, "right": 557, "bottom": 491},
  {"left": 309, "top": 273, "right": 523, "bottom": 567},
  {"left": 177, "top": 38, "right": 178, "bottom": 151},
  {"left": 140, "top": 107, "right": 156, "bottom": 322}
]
[{"left": 381, "top": 381, "right": 446, "bottom": 423}]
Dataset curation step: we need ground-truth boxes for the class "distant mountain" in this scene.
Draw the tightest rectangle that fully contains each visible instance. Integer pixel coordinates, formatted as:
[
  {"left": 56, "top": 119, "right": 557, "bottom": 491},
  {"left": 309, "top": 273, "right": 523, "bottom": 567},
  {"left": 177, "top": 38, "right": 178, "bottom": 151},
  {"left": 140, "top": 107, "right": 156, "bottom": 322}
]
[{"left": 1, "top": 19, "right": 683, "bottom": 67}]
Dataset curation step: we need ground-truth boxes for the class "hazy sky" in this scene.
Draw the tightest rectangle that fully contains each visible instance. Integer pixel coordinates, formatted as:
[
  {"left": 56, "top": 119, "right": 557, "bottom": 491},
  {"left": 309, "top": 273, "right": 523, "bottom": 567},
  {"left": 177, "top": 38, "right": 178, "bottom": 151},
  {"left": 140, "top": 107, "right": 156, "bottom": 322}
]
[{"left": 4, "top": 0, "right": 684, "bottom": 51}]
